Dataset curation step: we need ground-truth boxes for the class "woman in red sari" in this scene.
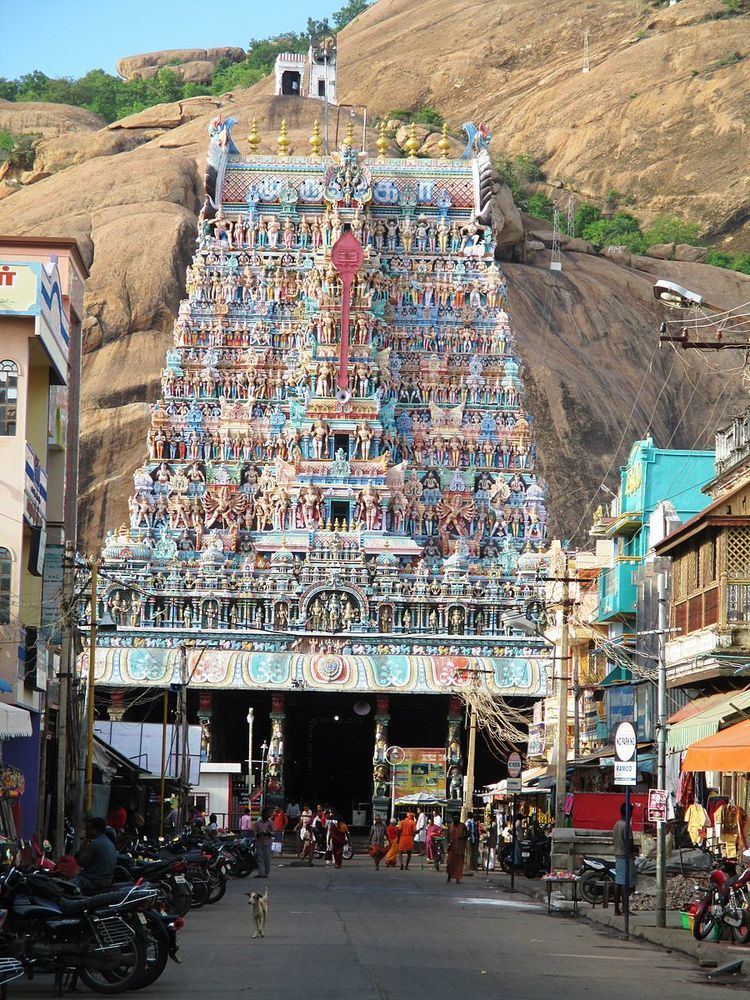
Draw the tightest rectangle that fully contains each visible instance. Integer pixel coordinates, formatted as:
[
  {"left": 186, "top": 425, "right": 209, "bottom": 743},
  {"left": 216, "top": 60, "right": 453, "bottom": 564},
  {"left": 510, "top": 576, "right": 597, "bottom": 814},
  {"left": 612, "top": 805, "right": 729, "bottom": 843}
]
[
  {"left": 446, "top": 812, "right": 468, "bottom": 883},
  {"left": 384, "top": 817, "right": 400, "bottom": 867}
]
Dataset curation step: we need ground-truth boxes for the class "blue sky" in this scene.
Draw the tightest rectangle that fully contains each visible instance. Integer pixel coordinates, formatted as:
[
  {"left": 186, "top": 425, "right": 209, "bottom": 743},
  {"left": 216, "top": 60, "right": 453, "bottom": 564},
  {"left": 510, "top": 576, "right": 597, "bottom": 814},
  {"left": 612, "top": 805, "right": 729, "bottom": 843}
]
[{"left": 2, "top": 0, "right": 345, "bottom": 79}]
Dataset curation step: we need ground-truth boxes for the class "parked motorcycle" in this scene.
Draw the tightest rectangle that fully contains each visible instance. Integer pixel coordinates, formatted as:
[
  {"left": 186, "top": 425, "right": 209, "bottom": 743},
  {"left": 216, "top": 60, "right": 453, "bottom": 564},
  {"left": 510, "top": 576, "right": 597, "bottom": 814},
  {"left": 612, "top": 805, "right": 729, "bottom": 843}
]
[
  {"left": 520, "top": 832, "right": 551, "bottom": 879},
  {"left": 693, "top": 857, "right": 750, "bottom": 944},
  {"left": 0, "top": 867, "right": 157, "bottom": 994},
  {"left": 577, "top": 856, "right": 617, "bottom": 904}
]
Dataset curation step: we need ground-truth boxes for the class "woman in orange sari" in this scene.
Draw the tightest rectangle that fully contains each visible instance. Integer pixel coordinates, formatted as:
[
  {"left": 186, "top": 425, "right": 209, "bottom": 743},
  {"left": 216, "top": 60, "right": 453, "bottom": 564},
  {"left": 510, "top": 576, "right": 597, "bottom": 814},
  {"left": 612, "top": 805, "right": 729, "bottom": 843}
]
[
  {"left": 384, "top": 817, "right": 400, "bottom": 867},
  {"left": 446, "top": 812, "right": 468, "bottom": 884},
  {"left": 398, "top": 812, "right": 417, "bottom": 870}
]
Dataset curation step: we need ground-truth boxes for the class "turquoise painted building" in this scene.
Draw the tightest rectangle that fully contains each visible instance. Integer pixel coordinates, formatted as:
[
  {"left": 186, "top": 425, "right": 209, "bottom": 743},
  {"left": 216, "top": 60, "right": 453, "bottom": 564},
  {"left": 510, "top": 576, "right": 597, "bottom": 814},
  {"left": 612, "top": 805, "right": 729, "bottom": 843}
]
[{"left": 590, "top": 437, "right": 715, "bottom": 740}]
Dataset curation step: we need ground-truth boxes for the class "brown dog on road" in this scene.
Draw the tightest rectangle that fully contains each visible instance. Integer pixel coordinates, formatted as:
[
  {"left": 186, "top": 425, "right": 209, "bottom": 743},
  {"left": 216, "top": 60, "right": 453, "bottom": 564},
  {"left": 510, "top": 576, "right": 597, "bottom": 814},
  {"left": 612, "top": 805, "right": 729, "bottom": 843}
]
[{"left": 247, "top": 888, "right": 268, "bottom": 938}]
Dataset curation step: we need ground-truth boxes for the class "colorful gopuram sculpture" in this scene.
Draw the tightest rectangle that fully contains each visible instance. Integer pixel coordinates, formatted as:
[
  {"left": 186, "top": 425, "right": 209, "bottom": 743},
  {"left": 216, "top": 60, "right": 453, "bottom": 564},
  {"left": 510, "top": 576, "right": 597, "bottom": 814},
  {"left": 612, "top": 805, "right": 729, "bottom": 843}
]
[{"left": 89, "top": 115, "right": 550, "bottom": 808}]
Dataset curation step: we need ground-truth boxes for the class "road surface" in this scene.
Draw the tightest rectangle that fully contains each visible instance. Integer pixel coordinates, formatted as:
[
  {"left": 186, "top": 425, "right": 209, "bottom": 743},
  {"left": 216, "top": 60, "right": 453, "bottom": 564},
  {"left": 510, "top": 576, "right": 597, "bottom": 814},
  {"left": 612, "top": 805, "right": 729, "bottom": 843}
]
[{"left": 11, "top": 855, "right": 743, "bottom": 998}]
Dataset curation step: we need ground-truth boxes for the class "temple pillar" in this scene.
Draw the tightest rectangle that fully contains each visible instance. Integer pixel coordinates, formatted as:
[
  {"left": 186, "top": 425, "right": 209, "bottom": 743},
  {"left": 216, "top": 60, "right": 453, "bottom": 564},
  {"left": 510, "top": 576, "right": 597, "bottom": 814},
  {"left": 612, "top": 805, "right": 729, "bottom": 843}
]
[
  {"left": 372, "top": 695, "right": 390, "bottom": 819},
  {"left": 197, "top": 692, "right": 213, "bottom": 762},
  {"left": 446, "top": 695, "right": 464, "bottom": 804},
  {"left": 266, "top": 693, "right": 285, "bottom": 809},
  {"left": 107, "top": 689, "right": 127, "bottom": 722}
]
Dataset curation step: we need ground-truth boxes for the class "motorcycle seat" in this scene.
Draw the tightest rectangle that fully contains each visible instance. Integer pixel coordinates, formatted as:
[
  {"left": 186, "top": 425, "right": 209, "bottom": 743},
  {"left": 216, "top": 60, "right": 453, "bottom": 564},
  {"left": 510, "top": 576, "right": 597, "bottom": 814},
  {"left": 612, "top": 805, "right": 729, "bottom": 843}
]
[{"left": 56, "top": 889, "right": 133, "bottom": 914}]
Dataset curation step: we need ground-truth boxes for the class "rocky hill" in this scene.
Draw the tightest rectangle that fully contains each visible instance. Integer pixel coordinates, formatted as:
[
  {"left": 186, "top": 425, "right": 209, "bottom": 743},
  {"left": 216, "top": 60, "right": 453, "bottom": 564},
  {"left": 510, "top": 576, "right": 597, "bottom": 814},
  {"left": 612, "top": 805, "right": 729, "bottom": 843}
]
[
  {"left": 116, "top": 47, "right": 245, "bottom": 84},
  {"left": 340, "top": 0, "right": 750, "bottom": 249},
  {"left": 0, "top": 0, "right": 747, "bottom": 549}
]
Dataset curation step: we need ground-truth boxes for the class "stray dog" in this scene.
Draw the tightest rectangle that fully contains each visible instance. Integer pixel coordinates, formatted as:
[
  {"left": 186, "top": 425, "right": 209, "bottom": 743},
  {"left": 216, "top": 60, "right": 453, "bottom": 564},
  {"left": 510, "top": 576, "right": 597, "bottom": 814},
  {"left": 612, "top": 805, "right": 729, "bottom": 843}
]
[{"left": 247, "top": 888, "right": 268, "bottom": 938}]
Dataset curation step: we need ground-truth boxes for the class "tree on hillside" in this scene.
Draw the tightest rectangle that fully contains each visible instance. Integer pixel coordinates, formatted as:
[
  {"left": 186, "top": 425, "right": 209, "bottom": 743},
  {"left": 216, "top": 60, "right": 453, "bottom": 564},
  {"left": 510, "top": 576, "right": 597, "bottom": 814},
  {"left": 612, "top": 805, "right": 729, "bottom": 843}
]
[
  {"left": 643, "top": 216, "right": 702, "bottom": 247},
  {"left": 332, "top": 0, "right": 372, "bottom": 29}
]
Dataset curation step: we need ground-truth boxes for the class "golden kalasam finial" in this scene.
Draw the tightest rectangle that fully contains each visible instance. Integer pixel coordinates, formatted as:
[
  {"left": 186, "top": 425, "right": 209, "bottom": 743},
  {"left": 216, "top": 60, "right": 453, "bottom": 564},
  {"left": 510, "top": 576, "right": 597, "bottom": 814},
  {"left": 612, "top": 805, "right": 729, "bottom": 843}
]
[
  {"left": 277, "top": 118, "right": 291, "bottom": 157},
  {"left": 248, "top": 117, "right": 260, "bottom": 155},
  {"left": 438, "top": 122, "right": 451, "bottom": 159},
  {"left": 376, "top": 121, "right": 388, "bottom": 161},
  {"left": 309, "top": 120, "right": 323, "bottom": 157},
  {"left": 344, "top": 120, "right": 355, "bottom": 148},
  {"left": 405, "top": 122, "right": 420, "bottom": 159}
]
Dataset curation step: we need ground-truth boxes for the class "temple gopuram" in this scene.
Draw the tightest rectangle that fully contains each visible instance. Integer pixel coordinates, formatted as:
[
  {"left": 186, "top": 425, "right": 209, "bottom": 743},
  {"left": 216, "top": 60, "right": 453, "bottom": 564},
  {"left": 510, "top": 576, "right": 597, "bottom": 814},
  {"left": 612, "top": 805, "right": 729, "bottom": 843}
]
[{"left": 86, "top": 114, "right": 551, "bottom": 815}]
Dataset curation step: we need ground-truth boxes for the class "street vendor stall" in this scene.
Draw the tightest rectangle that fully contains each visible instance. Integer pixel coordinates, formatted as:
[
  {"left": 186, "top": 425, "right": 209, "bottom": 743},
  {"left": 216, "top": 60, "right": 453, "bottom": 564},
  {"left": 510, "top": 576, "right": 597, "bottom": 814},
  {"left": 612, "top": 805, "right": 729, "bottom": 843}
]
[{"left": 680, "top": 720, "right": 750, "bottom": 859}]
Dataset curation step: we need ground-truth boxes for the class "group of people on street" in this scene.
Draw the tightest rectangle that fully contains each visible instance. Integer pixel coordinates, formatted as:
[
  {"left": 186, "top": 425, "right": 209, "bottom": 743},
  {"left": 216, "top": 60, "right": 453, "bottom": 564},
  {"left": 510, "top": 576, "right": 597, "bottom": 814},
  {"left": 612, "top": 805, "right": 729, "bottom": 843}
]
[
  {"left": 293, "top": 803, "right": 350, "bottom": 868},
  {"left": 366, "top": 810, "right": 473, "bottom": 883}
]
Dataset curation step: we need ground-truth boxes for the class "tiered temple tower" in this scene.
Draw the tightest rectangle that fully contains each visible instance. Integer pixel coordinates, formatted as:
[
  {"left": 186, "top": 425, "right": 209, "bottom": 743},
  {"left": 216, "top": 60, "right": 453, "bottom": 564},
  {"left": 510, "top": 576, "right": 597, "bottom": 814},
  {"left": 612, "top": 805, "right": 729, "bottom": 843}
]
[{"left": 88, "top": 116, "right": 550, "bottom": 812}]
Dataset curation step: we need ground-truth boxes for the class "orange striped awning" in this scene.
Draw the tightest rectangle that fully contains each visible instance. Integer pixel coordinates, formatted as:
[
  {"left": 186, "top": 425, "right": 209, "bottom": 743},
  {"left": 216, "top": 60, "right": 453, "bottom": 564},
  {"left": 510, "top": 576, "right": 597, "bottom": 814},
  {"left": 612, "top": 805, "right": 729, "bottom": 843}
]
[{"left": 681, "top": 719, "right": 750, "bottom": 773}]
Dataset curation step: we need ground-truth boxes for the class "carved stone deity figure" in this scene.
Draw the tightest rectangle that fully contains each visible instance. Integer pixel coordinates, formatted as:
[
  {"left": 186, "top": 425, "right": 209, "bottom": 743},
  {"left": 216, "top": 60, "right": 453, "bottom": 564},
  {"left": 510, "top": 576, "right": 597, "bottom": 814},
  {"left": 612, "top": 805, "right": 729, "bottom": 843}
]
[
  {"left": 373, "top": 720, "right": 388, "bottom": 764},
  {"left": 447, "top": 764, "right": 463, "bottom": 800},
  {"left": 355, "top": 484, "right": 381, "bottom": 530},
  {"left": 299, "top": 484, "right": 322, "bottom": 528},
  {"left": 354, "top": 421, "right": 373, "bottom": 460},
  {"left": 310, "top": 419, "right": 329, "bottom": 460},
  {"left": 129, "top": 593, "right": 142, "bottom": 628},
  {"left": 373, "top": 763, "right": 390, "bottom": 800}
]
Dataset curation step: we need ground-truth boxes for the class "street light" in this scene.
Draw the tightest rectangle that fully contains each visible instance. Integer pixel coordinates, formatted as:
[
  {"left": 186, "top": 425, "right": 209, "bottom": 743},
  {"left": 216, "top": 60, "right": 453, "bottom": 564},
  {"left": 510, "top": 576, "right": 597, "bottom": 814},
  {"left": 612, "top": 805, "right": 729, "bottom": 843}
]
[{"left": 259, "top": 740, "right": 268, "bottom": 812}]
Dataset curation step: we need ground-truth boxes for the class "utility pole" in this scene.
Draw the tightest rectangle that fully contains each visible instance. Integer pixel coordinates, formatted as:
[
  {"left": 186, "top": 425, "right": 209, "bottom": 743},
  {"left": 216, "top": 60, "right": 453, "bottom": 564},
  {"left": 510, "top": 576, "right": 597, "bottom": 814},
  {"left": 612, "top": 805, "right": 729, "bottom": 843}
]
[
  {"left": 462, "top": 700, "right": 478, "bottom": 821},
  {"left": 158, "top": 688, "right": 169, "bottom": 837},
  {"left": 572, "top": 645, "right": 581, "bottom": 760},
  {"left": 84, "top": 560, "right": 98, "bottom": 817},
  {"left": 655, "top": 571, "right": 668, "bottom": 928},
  {"left": 554, "top": 555, "right": 571, "bottom": 829},
  {"left": 550, "top": 206, "right": 562, "bottom": 273},
  {"left": 54, "top": 540, "right": 75, "bottom": 855}
]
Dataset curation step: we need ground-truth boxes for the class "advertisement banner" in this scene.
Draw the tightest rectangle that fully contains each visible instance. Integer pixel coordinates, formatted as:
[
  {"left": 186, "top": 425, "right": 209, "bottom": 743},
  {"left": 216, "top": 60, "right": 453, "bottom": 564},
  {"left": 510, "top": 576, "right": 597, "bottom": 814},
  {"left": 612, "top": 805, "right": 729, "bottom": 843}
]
[{"left": 393, "top": 748, "right": 446, "bottom": 798}]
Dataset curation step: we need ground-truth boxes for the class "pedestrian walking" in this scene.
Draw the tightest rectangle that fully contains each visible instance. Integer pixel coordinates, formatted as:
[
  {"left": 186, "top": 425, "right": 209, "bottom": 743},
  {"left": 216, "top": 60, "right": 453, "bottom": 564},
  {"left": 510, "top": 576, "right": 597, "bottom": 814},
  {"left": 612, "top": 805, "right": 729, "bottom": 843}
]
[
  {"left": 465, "top": 812, "right": 480, "bottom": 871},
  {"left": 300, "top": 821, "right": 314, "bottom": 865},
  {"left": 425, "top": 816, "right": 440, "bottom": 864},
  {"left": 415, "top": 809, "right": 427, "bottom": 855},
  {"left": 613, "top": 802, "right": 637, "bottom": 916},
  {"left": 384, "top": 817, "right": 400, "bottom": 867},
  {"left": 368, "top": 815, "right": 388, "bottom": 870},
  {"left": 311, "top": 806, "right": 326, "bottom": 856},
  {"left": 446, "top": 812, "right": 468, "bottom": 884},
  {"left": 239, "top": 807, "right": 252, "bottom": 833},
  {"left": 325, "top": 808, "right": 337, "bottom": 865},
  {"left": 484, "top": 813, "right": 498, "bottom": 871},
  {"left": 272, "top": 805, "right": 287, "bottom": 856},
  {"left": 398, "top": 811, "right": 417, "bottom": 870},
  {"left": 254, "top": 807, "right": 273, "bottom": 878},
  {"left": 295, "top": 803, "right": 312, "bottom": 857},
  {"left": 329, "top": 813, "right": 350, "bottom": 869}
]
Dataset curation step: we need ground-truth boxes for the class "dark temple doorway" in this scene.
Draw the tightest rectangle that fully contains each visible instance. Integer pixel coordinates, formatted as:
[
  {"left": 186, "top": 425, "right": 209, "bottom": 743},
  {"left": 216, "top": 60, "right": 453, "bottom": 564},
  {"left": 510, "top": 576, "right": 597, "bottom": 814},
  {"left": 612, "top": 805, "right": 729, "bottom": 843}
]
[
  {"left": 280, "top": 70, "right": 301, "bottom": 95},
  {"left": 284, "top": 692, "right": 374, "bottom": 822}
]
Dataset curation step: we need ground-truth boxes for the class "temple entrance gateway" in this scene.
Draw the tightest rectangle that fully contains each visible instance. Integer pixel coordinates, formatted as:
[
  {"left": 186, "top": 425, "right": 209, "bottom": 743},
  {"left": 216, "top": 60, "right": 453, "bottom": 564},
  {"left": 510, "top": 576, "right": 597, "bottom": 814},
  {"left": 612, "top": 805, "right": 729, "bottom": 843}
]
[{"left": 84, "top": 113, "right": 553, "bottom": 821}]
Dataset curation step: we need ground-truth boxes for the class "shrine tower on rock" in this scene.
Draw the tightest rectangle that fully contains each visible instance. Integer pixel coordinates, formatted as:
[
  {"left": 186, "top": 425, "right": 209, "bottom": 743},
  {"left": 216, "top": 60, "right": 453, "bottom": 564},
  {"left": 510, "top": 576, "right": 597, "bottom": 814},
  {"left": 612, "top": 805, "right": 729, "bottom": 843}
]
[{"left": 86, "top": 114, "right": 551, "bottom": 816}]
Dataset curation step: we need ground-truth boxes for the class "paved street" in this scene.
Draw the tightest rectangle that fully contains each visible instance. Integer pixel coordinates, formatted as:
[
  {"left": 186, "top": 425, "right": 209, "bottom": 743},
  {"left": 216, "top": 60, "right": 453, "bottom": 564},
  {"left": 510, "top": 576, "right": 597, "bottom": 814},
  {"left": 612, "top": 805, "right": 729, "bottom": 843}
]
[{"left": 11, "top": 856, "right": 744, "bottom": 998}]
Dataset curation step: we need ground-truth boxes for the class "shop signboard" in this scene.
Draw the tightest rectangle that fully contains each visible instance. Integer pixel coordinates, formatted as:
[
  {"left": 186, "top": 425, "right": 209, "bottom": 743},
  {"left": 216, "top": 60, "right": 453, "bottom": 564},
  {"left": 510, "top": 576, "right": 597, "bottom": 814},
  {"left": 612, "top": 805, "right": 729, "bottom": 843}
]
[
  {"left": 647, "top": 788, "right": 668, "bottom": 823},
  {"left": 506, "top": 777, "right": 522, "bottom": 793},
  {"left": 393, "top": 747, "right": 446, "bottom": 798},
  {"left": 614, "top": 721, "right": 637, "bottom": 787},
  {"left": 527, "top": 723, "right": 545, "bottom": 757},
  {"left": 42, "top": 545, "right": 64, "bottom": 644},
  {"left": 507, "top": 752, "right": 522, "bottom": 778}
]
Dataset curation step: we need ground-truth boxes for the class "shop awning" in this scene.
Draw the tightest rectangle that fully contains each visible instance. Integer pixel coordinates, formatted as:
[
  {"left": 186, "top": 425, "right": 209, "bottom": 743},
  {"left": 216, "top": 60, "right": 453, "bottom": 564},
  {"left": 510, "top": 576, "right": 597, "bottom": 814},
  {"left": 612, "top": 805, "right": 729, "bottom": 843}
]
[
  {"left": 681, "top": 720, "right": 750, "bottom": 773},
  {"left": 0, "top": 704, "right": 32, "bottom": 740},
  {"left": 600, "top": 665, "right": 633, "bottom": 687},
  {"left": 668, "top": 688, "right": 750, "bottom": 752},
  {"left": 484, "top": 766, "right": 548, "bottom": 795}
]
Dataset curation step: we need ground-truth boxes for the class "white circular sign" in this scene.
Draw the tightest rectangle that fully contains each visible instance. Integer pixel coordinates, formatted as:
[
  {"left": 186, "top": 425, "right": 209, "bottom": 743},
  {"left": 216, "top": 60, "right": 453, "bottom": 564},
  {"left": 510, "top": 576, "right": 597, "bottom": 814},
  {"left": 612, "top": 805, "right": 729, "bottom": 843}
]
[
  {"left": 507, "top": 752, "right": 523, "bottom": 778},
  {"left": 614, "top": 722, "right": 637, "bottom": 762},
  {"left": 386, "top": 745, "right": 405, "bottom": 766}
]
